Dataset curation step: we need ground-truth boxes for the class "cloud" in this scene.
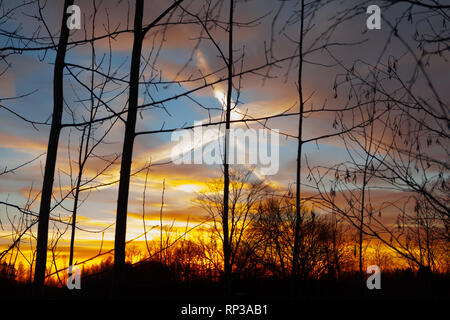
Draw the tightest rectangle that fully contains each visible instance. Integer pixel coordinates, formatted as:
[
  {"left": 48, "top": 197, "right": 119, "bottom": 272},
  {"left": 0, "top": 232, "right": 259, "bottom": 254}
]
[
  {"left": 128, "top": 205, "right": 205, "bottom": 224},
  {"left": 0, "top": 131, "right": 47, "bottom": 153}
]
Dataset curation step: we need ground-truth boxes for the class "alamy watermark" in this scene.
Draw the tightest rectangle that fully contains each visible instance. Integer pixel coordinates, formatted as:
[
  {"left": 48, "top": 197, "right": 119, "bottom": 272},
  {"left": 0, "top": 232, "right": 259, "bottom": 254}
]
[
  {"left": 67, "top": 265, "right": 81, "bottom": 290},
  {"left": 366, "top": 265, "right": 381, "bottom": 290},
  {"left": 171, "top": 121, "right": 280, "bottom": 175},
  {"left": 366, "top": 5, "right": 381, "bottom": 30},
  {"left": 66, "top": 5, "right": 81, "bottom": 30}
]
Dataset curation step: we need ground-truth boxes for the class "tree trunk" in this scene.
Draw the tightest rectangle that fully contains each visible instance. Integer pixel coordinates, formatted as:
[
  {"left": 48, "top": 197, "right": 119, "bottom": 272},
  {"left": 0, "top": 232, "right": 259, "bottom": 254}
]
[
  {"left": 33, "top": 0, "right": 74, "bottom": 296},
  {"left": 292, "top": 0, "right": 305, "bottom": 289},
  {"left": 68, "top": 167, "right": 82, "bottom": 272},
  {"left": 359, "top": 172, "right": 366, "bottom": 282},
  {"left": 110, "top": 0, "right": 184, "bottom": 297},
  {"left": 111, "top": 0, "right": 144, "bottom": 295},
  {"left": 223, "top": 0, "right": 234, "bottom": 298}
]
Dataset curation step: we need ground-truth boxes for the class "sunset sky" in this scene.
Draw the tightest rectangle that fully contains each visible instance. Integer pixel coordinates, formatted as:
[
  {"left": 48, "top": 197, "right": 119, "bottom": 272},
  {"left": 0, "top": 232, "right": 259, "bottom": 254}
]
[{"left": 0, "top": 0, "right": 448, "bottom": 271}]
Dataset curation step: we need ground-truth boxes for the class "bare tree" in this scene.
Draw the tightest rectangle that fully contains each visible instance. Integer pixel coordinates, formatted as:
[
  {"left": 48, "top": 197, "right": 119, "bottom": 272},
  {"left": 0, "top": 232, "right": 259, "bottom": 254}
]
[
  {"left": 33, "top": 0, "right": 74, "bottom": 295},
  {"left": 198, "top": 168, "right": 269, "bottom": 286},
  {"left": 112, "top": 0, "right": 186, "bottom": 295},
  {"left": 222, "top": 0, "right": 234, "bottom": 297},
  {"left": 307, "top": 0, "right": 449, "bottom": 274},
  {"left": 65, "top": 1, "right": 122, "bottom": 276},
  {"left": 292, "top": 0, "right": 305, "bottom": 282}
]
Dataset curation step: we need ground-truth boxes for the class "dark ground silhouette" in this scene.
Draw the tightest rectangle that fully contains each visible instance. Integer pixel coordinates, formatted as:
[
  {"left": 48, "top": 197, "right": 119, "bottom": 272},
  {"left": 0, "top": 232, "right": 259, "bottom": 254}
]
[{"left": 1, "top": 260, "right": 448, "bottom": 301}]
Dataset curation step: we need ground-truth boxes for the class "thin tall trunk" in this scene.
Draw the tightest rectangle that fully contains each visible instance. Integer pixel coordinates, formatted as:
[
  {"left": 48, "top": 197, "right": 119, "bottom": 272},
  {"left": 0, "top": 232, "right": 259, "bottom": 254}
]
[
  {"left": 69, "top": 123, "right": 93, "bottom": 272},
  {"left": 425, "top": 218, "right": 432, "bottom": 269},
  {"left": 112, "top": 0, "right": 144, "bottom": 294},
  {"left": 33, "top": 0, "right": 74, "bottom": 295},
  {"left": 292, "top": 0, "right": 305, "bottom": 282},
  {"left": 223, "top": 0, "right": 234, "bottom": 298},
  {"left": 68, "top": 145, "right": 83, "bottom": 271},
  {"left": 359, "top": 166, "right": 367, "bottom": 281},
  {"left": 359, "top": 100, "right": 376, "bottom": 283},
  {"left": 69, "top": 0, "right": 98, "bottom": 273},
  {"left": 110, "top": 0, "right": 184, "bottom": 296},
  {"left": 142, "top": 168, "right": 151, "bottom": 257},
  {"left": 160, "top": 179, "right": 165, "bottom": 265}
]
